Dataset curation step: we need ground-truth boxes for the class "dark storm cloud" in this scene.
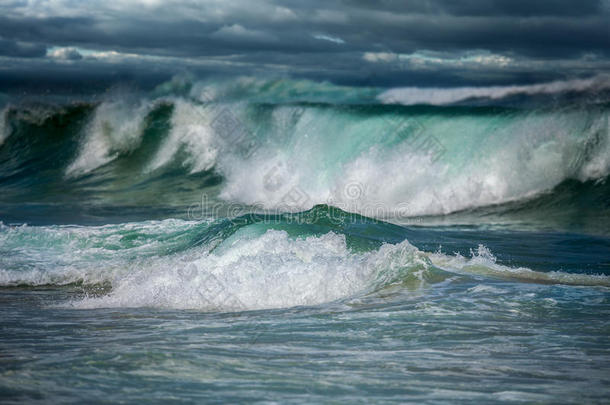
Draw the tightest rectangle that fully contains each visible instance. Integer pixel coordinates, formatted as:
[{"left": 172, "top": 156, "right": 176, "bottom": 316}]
[
  {"left": 355, "top": 14, "right": 609, "bottom": 58},
  {"left": 0, "top": 0, "right": 608, "bottom": 88},
  {"left": 340, "top": 0, "right": 604, "bottom": 17},
  {"left": 0, "top": 38, "right": 46, "bottom": 58},
  {"left": 0, "top": 15, "right": 351, "bottom": 58},
  {"left": 437, "top": 0, "right": 603, "bottom": 16}
]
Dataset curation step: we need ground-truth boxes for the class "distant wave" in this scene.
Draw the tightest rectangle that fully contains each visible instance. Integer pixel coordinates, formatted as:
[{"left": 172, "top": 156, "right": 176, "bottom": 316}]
[{"left": 379, "top": 74, "right": 610, "bottom": 105}]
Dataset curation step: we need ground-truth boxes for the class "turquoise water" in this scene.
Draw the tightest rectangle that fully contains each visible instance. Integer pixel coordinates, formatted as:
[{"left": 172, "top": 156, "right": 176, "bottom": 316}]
[{"left": 1, "top": 78, "right": 609, "bottom": 403}]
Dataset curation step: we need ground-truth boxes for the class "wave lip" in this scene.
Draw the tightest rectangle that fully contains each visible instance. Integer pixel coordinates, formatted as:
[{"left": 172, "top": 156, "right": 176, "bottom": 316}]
[{"left": 66, "top": 99, "right": 151, "bottom": 177}]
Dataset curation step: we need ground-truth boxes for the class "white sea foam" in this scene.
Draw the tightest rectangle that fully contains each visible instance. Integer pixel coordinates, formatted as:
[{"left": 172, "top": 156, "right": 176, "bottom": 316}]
[
  {"left": 72, "top": 230, "right": 427, "bottom": 310},
  {"left": 218, "top": 106, "right": 609, "bottom": 217}
]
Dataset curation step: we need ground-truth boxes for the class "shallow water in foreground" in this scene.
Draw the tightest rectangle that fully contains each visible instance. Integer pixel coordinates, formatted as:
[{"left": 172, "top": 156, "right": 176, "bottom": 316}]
[{"left": 2, "top": 277, "right": 609, "bottom": 403}]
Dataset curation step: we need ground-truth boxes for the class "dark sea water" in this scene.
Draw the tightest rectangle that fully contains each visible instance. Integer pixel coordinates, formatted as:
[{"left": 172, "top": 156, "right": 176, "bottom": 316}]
[{"left": 1, "top": 77, "right": 609, "bottom": 403}]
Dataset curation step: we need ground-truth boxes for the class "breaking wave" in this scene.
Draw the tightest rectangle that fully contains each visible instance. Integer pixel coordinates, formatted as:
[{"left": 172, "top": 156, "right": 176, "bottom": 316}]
[
  {"left": 1, "top": 206, "right": 608, "bottom": 311},
  {"left": 0, "top": 76, "right": 608, "bottom": 227}
]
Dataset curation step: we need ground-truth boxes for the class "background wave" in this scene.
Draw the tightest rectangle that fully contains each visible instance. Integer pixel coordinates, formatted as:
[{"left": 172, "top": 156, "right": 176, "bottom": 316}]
[{"left": 0, "top": 77, "right": 608, "bottom": 233}]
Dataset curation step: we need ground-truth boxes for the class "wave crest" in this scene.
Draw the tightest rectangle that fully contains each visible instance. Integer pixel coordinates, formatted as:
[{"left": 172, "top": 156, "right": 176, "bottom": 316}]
[{"left": 379, "top": 74, "right": 610, "bottom": 106}]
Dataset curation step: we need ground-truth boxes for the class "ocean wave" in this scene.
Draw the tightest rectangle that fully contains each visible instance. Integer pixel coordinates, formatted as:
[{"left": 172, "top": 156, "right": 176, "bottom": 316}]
[
  {"left": 0, "top": 78, "right": 608, "bottom": 222},
  {"left": 71, "top": 230, "right": 427, "bottom": 310},
  {"left": 146, "top": 98, "right": 219, "bottom": 174},
  {"left": 217, "top": 103, "right": 609, "bottom": 217},
  {"left": 1, "top": 209, "right": 608, "bottom": 311},
  {"left": 430, "top": 245, "right": 610, "bottom": 287},
  {"left": 66, "top": 97, "right": 152, "bottom": 177},
  {"left": 379, "top": 74, "right": 610, "bottom": 106},
  {"left": 0, "top": 219, "right": 210, "bottom": 286}
]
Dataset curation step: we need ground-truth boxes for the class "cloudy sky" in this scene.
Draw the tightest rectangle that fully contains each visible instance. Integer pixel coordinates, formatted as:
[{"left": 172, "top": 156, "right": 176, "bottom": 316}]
[{"left": 0, "top": 0, "right": 609, "bottom": 90}]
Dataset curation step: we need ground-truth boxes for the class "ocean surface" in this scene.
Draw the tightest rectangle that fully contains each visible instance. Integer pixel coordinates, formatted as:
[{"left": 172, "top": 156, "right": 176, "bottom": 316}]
[{"left": 1, "top": 76, "right": 609, "bottom": 403}]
